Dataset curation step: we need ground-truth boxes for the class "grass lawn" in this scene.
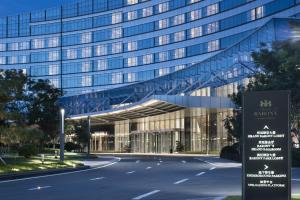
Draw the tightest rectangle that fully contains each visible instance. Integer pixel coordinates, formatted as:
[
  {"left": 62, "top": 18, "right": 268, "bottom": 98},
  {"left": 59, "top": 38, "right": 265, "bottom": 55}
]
[
  {"left": 0, "top": 152, "right": 94, "bottom": 175},
  {"left": 225, "top": 196, "right": 300, "bottom": 200}
]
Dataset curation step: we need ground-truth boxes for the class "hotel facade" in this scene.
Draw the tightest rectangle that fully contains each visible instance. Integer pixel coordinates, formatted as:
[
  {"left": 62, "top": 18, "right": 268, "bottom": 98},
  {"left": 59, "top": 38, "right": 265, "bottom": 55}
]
[{"left": 0, "top": 0, "right": 300, "bottom": 153}]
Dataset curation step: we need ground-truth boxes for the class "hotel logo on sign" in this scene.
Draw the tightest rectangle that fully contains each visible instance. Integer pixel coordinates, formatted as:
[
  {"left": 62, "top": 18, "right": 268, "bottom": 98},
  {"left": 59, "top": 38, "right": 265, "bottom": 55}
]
[{"left": 260, "top": 100, "right": 272, "bottom": 108}]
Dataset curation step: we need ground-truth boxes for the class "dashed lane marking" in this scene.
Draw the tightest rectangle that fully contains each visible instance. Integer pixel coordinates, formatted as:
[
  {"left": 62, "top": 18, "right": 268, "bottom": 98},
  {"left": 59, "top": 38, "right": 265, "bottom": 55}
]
[
  {"left": 132, "top": 190, "right": 160, "bottom": 200},
  {"left": 174, "top": 178, "right": 189, "bottom": 185}
]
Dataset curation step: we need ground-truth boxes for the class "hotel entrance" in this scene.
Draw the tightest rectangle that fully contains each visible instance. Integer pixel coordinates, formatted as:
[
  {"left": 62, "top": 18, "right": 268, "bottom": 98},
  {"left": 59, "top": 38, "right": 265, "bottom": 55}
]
[{"left": 129, "top": 129, "right": 183, "bottom": 153}]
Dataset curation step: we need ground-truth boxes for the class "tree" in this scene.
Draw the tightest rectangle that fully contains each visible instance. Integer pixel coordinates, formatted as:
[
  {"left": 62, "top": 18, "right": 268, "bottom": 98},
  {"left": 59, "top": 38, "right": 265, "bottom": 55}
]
[
  {"left": 26, "top": 79, "right": 61, "bottom": 145},
  {"left": 73, "top": 120, "right": 90, "bottom": 152},
  {"left": 224, "top": 41, "right": 300, "bottom": 140}
]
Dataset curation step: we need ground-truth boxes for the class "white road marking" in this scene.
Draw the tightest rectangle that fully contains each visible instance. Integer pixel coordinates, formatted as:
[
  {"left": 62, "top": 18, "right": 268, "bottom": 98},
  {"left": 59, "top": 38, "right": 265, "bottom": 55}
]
[
  {"left": 126, "top": 171, "right": 136, "bottom": 174},
  {"left": 181, "top": 160, "right": 187, "bottom": 164},
  {"left": 136, "top": 160, "right": 140, "bottom": 163},
  {"left": 90, "top": 177, "right": 104, "bottom": 181},
  {"left": 159, "top": 160, "right": 163, "bottom": 163},
  {"left": 292, "top": 179, "right": 300, "bottom": 181},
  {"left": 194, "top": 158, "right": 218, "bottom": 167},
  {"left": 28, "top": 186, "right": 52, "bottom": 191},
  {"left": 209, "top": 167, "right": 216, "bottom": 171},
  {"left": 146, "top": 166, "right": 152, "bottom": 170},
  {"left": 195, "top": 172, "right": 206, "bottom": 176},
  {"left": 132, "top": 190, "right": 160, "bottom": 200},
  {"left": 174, "top": 178, "right": 189, "bottom": 185},
  {"left": 157, "top": 163, "right": 161, "bottom": 166},
  {"left": 0, "top": 157, "right": 121, "bottom": 184}
]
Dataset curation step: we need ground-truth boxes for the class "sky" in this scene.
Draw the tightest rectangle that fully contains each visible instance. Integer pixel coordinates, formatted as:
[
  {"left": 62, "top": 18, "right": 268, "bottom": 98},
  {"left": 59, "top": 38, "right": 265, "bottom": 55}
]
[{"left": 0, "top": 0, "right": 78, "bottom": 17}]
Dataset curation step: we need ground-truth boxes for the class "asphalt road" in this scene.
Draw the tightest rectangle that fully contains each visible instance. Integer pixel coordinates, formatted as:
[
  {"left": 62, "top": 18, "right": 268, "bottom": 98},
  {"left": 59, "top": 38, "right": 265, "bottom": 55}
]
[{"left": 0, "top": 155, "right": 299, "bottom": 200}]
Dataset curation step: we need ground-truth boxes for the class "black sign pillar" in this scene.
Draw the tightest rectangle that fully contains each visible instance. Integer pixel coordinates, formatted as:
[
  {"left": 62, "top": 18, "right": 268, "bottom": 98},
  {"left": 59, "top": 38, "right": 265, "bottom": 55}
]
[{"left": 243, "top": 91, "right": 291, "bottom": 200}]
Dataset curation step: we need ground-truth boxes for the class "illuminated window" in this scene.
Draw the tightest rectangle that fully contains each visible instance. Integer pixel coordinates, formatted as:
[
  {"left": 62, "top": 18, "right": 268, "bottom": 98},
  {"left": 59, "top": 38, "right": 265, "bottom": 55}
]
[
  {"left": 174, "top": 31, "right": 185, "bottom": 42},
  {"left": 127, "top": 0, "right": 138, "bottom": 5},
  {"left": 175, "top": 65, "right": 185, "bottom": 71},
  {"left": 9, "top": 56, "right": 18, "bottom": 64},
  {"left": 95, "top": 44, "right": 107, "bottom": 56},
  {"left": 127, "top": 72, "right": 136, "bottom": 82},
  {"left": 32, "top": 39, "right": 44, "bottom": 49},
  {"left": 81, "top": 62, "right": 91, "bottom": 72},
  {"left": 9, "top": 43, "right": 19, "bottom": 51},
  {"left": 49, "top": 51, "right": 59, "bottom": 61},
  {"left": 142, "top": 7, "right": 153, "bottom": 17},
  {"left": 0, "top": 44, "right": 6, "bottom": 51},
  {"left": 81, "top": 75, "right": 92, "bottom": 86},
  {"left": 111, "top": 27, "right": 122, "bottom": 39},
  {"left": 174, "top": 48, "right": 185, "bottom": 59},
  {"left": 158, "top": 19, "right": 169, "bottom": 29},
  {"left": 112, "top": 12, "right": 122, "bottom": 24},
  {"left": 158, "top": 2, "right": 169, "bottom": 13},
  {"left": 0, "top": 56, "right": 6, "bottom": 64},
  {"left": 81, "top": 32, "right": 92, "bottom": 44},
  {"left": 112, "top": 42, "right": 122, "bottom": 54},
  {"left": 127, "top": 41, "right": 137, "bottom": 51},
  {"left": 50, "top": 79, "right": 59, "bottom": 88},
  {"left": 142, "top": 54, "right": 153, "bottom": 64},
  {"left": 207, "top": 21, "right": 219, "bottom": 34},
  {"left": 190, "top": 0, "right": 201, "bottom": 3},
  {"left": 158, "top": 52, "right": 168, "bottom": 62},
  {"left": 19, "top": 55, "right": 28, "bottom": 63},
  {"left": 49, "top": 64, "right": 59, "bottom": 75},
  {"left": 158, "top": 68, "right": 170, "bottom": 76},
  {"left": 173, "top": 14, "right": 185, "bottom": 25},
  {"left": 127, "top": 11, "right": 138, "bottom": 21},
  {"left": 208, "top": 40, "right": 219, "bottom": 52},
  {"left": 67, "top": 49, "right": 77, "bottom": 59},
  {"left": 190, "top": 10, "right": 201, "bottom": 21},
  {"left": 127, "top": 57, "right": 137, "bottom": 67},
  {"left": 81, "top": 47, "right": 92, "bottom": 58},
  {"left": 112, "top": 72, "right": 122, "bottom": 84},
  {"left": 19, "top": 41, "right": 30, "bottom": 50},
  {"left": 158, "top": 35, "right": 169, "bottom": 45},
  {"left": 190, "top": 27, "right": 202, "bottom": 38},
  {"left": 207, "top": 3, "right": 219, "bottom": 16},
  {"left": 96, "top": 60, "right": 107, "bottom": 70}
]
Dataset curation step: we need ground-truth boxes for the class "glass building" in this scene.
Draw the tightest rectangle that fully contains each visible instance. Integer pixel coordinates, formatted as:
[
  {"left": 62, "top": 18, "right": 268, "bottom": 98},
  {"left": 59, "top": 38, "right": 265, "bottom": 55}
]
[{"left": 1, "top": 0, "right": 300, "bottom": 153}]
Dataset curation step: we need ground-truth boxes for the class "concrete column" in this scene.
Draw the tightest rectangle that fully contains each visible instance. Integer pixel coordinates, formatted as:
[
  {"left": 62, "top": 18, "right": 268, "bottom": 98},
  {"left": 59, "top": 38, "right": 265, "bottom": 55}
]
[{"left": 60, "top": 108, "right": 65, "bottom": 162}]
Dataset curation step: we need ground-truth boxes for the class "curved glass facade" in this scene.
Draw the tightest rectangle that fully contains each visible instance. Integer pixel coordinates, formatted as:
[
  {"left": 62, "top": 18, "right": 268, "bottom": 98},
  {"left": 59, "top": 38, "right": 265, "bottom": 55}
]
[{"left": 0, "top": 0, "right": 299, "bottom": 96}]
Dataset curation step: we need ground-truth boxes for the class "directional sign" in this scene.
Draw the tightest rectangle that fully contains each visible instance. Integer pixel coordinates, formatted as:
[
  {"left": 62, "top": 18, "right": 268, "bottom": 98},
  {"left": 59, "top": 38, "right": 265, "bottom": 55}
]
[{"left": 242, "top": 91, "right": 291, "bottom": 200}]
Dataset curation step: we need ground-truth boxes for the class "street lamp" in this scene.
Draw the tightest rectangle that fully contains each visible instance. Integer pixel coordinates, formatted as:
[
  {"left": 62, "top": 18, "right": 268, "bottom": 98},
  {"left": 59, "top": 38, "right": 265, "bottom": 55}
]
[{"left": 60, "top": 108, "right": 65, "bottom": 162}]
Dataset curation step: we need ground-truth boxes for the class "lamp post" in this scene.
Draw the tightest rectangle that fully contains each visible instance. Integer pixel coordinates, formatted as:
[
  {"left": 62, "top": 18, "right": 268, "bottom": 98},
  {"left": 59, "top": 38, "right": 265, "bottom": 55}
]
[{"left": 60, "top": 108, "right": 65, "bottom": 162}]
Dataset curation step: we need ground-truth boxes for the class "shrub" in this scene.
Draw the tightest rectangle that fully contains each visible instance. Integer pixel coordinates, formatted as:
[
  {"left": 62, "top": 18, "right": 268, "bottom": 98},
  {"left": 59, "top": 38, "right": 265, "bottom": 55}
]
[
  {"left": 18, "top": 144, "right": 38, "bottom": 158},
  {"left": 292, "top": 148, "right": 300, "bottom": 167},
  {"left": 65, "top": 142, "right": 77, "bottom": 152},
  {"left": 220, "top": 144, "right": 241, "bottom": 162}
]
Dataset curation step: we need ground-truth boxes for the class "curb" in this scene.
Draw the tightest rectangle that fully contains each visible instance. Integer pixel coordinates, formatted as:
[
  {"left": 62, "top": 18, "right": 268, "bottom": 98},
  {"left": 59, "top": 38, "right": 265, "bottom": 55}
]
[{"left": 0, "top": 166, "right": 90, "bottom": 181}]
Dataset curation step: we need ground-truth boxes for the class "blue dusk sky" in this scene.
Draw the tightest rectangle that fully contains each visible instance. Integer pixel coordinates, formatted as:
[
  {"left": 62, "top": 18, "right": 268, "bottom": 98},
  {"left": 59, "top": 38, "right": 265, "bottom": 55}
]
[{"left": 0, "top": 0, "right": 78, "bottom": 16}]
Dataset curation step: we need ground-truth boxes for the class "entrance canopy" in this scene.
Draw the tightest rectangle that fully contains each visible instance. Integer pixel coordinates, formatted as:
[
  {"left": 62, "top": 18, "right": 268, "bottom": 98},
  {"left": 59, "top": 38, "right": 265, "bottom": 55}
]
[{"left": 68, "top": 95, "right": 235, "bottom": 123}]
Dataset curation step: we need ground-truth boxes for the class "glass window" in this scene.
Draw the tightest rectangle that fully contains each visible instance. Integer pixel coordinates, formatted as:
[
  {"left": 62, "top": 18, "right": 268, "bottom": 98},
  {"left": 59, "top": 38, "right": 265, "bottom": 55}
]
[
  {"left": 208, "top": 40, "right": 219, "bottom": 52},
  {"left": 81, "top": 75, "right": 92, "bottom": 86},
  {"left": 250, "top": 9, "right": 256, "bottom": 21},
  {"left": 95, "top": 44, "right": 107, "bottom": 56},
  {"left": 190, "top": 10, "right": 201, "bottom": 21},
  {"left": 158, "top": 19, "right": 169, "bottom": 29},
  {"left": 112, "top": 12, "right": 122, "bottom": 24},
  {"left": 158, "top": 2, "right": 169, "bottom": 13},
  {"left": 0, "top": 43, "right": 6, "bottom": 51},
  {"left": 112, "top": 72, "right": 123, "bottom": 84},
  {"left": 127, "top": 57, "right": 138, "bottom": 67},
  {"left": 158, "top": 52, "right": 168, "bottom": 62},
  {"left": 19, "top": 55, "right": 29, "bottom": 63},
  {"left": 142, "top": 7, "right": 153, "bottom": 17},
  {"left": 96, "top": 59, "right": 108, "bottom": 70},
  {"left": 111, "top": 27, "right": 122, "bottom": 39},
  {"left": 190, "top": 27, "right": 202, "bottom": 38},
  {"left": 112, "top": 42, "right": 122, "bottom": 54},
  {"left": 158, "top": 68, "right": 170, "bottom": 76},
  {"left": 81, "top": 47, "right": 92, "bottom": 58},
  {"left": 142, "top": 54, "right": 153, "bottom": 64},
  {"left": 19, "top": 41, "right": 29, "bottom": 50},
  {"left": 127, "top": 11, "right": 138, "bottom": 21},
  {"left": 32, "top": 38, "right": 45, "bottom": 49},
  {"left": 207, "top": 21, "right": 219, "bottom": 34},
  {"left": 158, "top": 35, "right": 169, "bottom": 45},
  {"left": 127, "top": 41, "right": 137, "bottom": 51},
  {"left": 0, "top": 56, "right": 6, "bottom": 64},
  {"left": 49, "top": 64, "right": 59, "bottom": 75},
  {"left": 8, "top": 43, "right": 19, "bottom": 51},
  {"left": 81, "top": 32, "right": 92, "bottom": 43},
  {"left": 173, "top": 14, "right": 185, "bottom": 26},
  {"left": 126, "top": 72, "right": 136, "bottom": 82},
  {"left": 256, "top": 6, "right": 264, "bottom": 19},
  {"left": 8, "top": 56, "right": 18, "bottom": 64},
  {"left": 81, "top": 61, "right": 91, "bottom": 72},
  {"left": 207, "top": 3, "right": 219, "bottom": 16},
  {"left": 189, "top": 0, "right": 201, "bottom": 4},
  {"left": 174, "top": 31, "right": 185, "bottom": 42},
  {"left": 49, "top": 51, "right": 59, "bottom": 61},
  {"left": 127, "top": 0, "right": 138, "bottom": 5},
  {"left": 174, "top": 48, "right": 185, "bottom": 59},
  {"left": 67, "top": 49, "right": 77, "bottom": 59},
  {"left": 175, "top": 64, "right": 185, "bottom": 71},
  {"left": 48, "top": 37, "right": 59, "bottom": 48}
]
